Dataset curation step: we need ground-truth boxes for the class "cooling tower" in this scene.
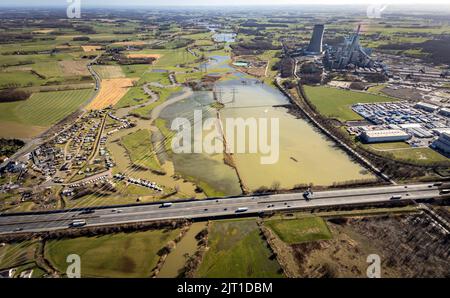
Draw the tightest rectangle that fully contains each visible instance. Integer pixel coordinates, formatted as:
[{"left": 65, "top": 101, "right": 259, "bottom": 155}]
[{"left": 306, "top": 24, "right": 325, "bottom": 54}]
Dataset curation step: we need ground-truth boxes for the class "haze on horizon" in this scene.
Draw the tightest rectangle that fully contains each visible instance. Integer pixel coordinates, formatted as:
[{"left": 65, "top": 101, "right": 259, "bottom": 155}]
[{"left": 1, "top": 0, "right": 449, "bottom": 7}]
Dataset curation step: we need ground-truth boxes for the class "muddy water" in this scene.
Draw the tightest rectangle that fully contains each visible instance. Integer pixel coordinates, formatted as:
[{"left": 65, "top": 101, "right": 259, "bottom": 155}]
[
  {"left": 106, "top": 91, "right": 202, "bottom": 198},
  {"left": 157, "top": 68, "right": 373, "bottom": 193},
  {"left": 217, "top": 77, "right": 374, "bottom": 190},
  {"left": 159, "top": 92, "right": 242, "bottom": 196},
  {"left": 158, "top": 222, "right": 207, "bottom": 278}
]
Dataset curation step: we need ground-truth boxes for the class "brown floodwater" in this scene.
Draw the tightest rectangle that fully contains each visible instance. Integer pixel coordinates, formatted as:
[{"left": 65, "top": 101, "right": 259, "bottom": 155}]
[
  {"left": 217, "top": 77, "right": 374, "bottom": 190},
  {"left": 158, "top": 222, "right": 207, "bottom": 278}
]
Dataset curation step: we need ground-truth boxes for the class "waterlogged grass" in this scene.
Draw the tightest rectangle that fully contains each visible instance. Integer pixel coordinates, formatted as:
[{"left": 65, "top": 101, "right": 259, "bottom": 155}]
[
  {"left": 115, "top": 86, "right": 149, "bottom": 108},
  {"left": 196, "top": 219, "right": 283, "bottom": 278},
  {"left": 45, "top": 229, "right": 180, "bottom": 278},
  {"left": 131, "top": 86, "right": 182, "bottom": 119},
  {"left": 154, "top": 118, "right": 174, "bottom": 153},
  {"left": 265, "top": 217, "right": 332, "bottom": 244},
  {"left": 121, "top": 129, "right": 164, "bottom": 173},
  {"left": 304, "top": 86, "right": 397, "bottom": 122}
]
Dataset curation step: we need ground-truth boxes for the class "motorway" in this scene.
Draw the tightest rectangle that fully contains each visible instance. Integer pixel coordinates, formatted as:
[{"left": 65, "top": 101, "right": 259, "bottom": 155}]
[{"left": 0, "top": 183, "right": 447, "bottom": 235}]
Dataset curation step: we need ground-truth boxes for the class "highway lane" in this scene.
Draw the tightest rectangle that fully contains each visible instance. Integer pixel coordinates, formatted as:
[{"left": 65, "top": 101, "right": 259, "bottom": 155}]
[{"left": 0, "top": 183, "right": 447, "bottom": 235}]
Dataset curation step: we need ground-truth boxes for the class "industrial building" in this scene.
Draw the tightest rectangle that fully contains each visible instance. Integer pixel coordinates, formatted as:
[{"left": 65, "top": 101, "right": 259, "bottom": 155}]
[
  {"left": 360, "top": 129, "right": 411, "bottom": 143},
  {"left": 432, "top": 132, "right": 450, "bottom": 155},
  {"left": 415, "top": 102, "right": 439, "bottom": 113},
  {"left": 305, "top": 24, "right": 324, "bottom": 55},
  {"left": 439, "top": 108, "right": 450, "bottom": 117},
  {"left": 324, "top": 25, "right": 379, "bottom": 69}
]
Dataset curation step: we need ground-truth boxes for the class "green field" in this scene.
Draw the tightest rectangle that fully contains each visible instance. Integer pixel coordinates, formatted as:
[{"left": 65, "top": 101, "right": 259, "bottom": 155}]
[
  {"left": 114, "top": 86, "right": 149, "bottom": 108},
  {"left": 196, "top": 219, "right": 283, "bottom": 278},
  {"left": 385, "top": 148, "right": 450, "bottom": 164},
  {"left": 304, "top": 86, "right": 397, "bottom": 122},
  {"left": 131, "top": 86, "right": 181, "bottom": 118},
  {"left": 0, "top": 240, "right": 39, "bottom": 270},
  {"left": 0, "top": 89, "right": 93, "bottom": 128},
  {"left": 265, "top": 216, "right": 332, "bottom": 244},
  {"left": 92, "top": 65, "right": 125, "bottom": 79},
  {"left": 0, "top": 71, "right": 45, "bottom": 88},
  {"left": 366, "top": 142, "right": 411, "bottom": 150},
  {"left": 45, "top": 229, "right": 180, "bottom": 277},
  {"left": 124, "top": 49, "right": 198, "bottom": 68},
  {"left": 121, "top": 129, "right": 164, "bottom": 173}
]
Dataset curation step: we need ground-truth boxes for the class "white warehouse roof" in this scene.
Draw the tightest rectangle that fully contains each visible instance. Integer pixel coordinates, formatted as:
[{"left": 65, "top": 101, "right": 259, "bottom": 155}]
[{"left": 363, "top": 129, "right": 410, "bottom": 138}]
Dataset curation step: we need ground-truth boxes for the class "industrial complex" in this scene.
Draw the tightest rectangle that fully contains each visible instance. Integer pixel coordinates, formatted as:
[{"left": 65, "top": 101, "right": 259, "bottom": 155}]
[{"left": 351, "top": 101, "right": 450, "bottom": 154}]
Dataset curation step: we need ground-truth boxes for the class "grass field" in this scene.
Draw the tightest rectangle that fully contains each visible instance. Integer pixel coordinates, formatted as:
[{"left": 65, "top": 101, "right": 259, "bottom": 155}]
[
  {"left": 115, "top": 72, "right": 171, "bottom": 108},
  {"left": 45, "top": 229, "right": 180, "bottom": 277},
  {"left": 0, "top": 240, "right": 39, "bottom": 270},
  {"left": 93, "top": 65, "right": 125, "bottom": 79},
  {"left": 304, "top": 86, "right": 397, "bottom": 122},
  {"left": 121, "top": 129, "right": 164, "bottom": 173},
  {"left": 0, "top": 89, "right": 93, "bottom": 138},
  {"left": 121, "top": 64, "right": 151, "bottom": 78},
  {"left": 124, "top": 49, "right": 197, "bottom": 68},
  {"left": 265, "top": 216, "right": 332, "bottom": 244},
  {"left": 114, "top": 86, "right": 149, "bottom": 108},
  {"left": 385, "top": 147, "right": 450, "bottom": 164},
  {"left": 131, "top": 86, "right": 181, "bottom": 119},
  {"left": 196, "top": 219, "right": 283, "bottom": 278},
  {"left": 0, "top": 70, "right": 45, "bottom": 88},
  {"left": 366, "top": 142, "right": 411, "bottom": 150}
]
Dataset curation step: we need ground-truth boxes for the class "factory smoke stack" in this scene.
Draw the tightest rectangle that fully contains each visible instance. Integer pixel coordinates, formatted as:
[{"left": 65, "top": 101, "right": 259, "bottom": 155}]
[{"left": 306, "top": 24, "right": 325, "bottom": 54}]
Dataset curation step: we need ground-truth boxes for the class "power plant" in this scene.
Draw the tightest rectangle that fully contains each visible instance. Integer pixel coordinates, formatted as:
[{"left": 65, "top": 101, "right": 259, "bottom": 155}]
[
  {"left": 305, "top": 24, "right": 325, "bottom": 55},
  {"left": 324, "top": 24, "right": 379, "bottom": 70}
]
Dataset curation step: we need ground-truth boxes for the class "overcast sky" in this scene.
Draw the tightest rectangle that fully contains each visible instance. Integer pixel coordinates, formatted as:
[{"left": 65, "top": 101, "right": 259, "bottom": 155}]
[{"left": 1, "top": 0, "right": 449, "bottom": 7}]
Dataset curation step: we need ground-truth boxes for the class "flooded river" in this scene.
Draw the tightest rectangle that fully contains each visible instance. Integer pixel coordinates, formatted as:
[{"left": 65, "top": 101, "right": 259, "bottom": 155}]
[
  {"left": 159, "top": 56, "right": 373, "bottom": 192},
  {"left": 218, "top": 77, "right": 373, "bottom": 190},
  {"left": 158, "top": 222, "right": 207, "bottom": 278}
]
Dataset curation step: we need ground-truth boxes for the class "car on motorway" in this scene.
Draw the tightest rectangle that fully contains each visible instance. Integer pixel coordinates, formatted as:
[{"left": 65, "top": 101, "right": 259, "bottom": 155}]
[
  {"left": 391, "top": 195, "right": 403, "bottom": 200},
  {"left": 161, "top": 203, "right": 173, "bottom": 208},
  {"left": 440, "top": 189, "right": 450, "bottom": 195},
  {"left": 303, "top": 191, "right": 313, "bottom": 201},
  {"left": 434, "top": 182, "right": 443, "bottom": 187},
  {"left": 14, "top": 227, "right": 24, "bottom": 232},
  {"left": 80, "top": 209, "right": 95, "bottom": 215},
  {"left": 70, "top": 220, "right": 87, "bottom": 228},
  {"left": 236, "top": 207, "right": 249, "bottom": 213}
]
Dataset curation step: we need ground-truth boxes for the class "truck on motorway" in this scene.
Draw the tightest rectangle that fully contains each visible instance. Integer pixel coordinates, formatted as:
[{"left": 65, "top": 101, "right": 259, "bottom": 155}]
[
  {"left": 390, "top": 195, "right": 403, "bottom": 200},
  {"left": 236, "top": 207, "right": 249, "bottom": 213},
  {"left": 70, "top": 220, "right": 87, "bottom": 228},
  {"left": 161, "top": 202, "right": 173, "bottom": 208}
]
